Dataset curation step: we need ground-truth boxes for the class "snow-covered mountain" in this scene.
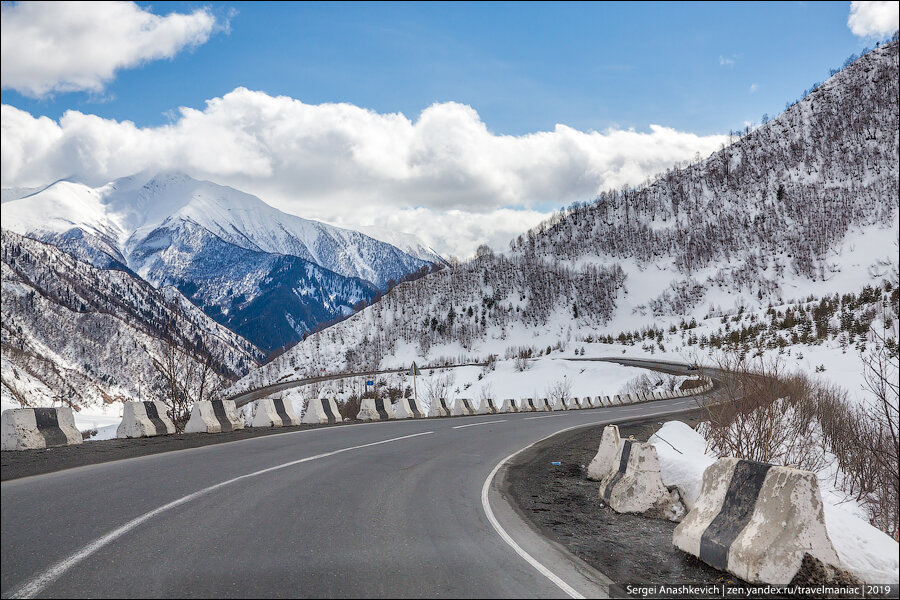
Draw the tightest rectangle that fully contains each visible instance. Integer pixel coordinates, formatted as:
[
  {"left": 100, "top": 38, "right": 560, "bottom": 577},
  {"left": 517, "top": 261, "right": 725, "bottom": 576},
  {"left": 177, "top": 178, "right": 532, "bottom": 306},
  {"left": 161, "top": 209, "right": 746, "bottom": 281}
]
[
  {"left": 1, "top": 171, "right": 435, "bottom": 287},
  {"left": 358, "top": 226, "right": 447, "bottom": 265},
  {"left": 1, "top": 172, "right": 437, "bottom": 350},
  {"left": 511, "top": 41, "right": 899, "bottom": 330},
  {"left": 1, "top": 230, "right": 262, "bottom": 411},
  {"left": 229, "top": 40, "right": 899, "bottom": 393}
]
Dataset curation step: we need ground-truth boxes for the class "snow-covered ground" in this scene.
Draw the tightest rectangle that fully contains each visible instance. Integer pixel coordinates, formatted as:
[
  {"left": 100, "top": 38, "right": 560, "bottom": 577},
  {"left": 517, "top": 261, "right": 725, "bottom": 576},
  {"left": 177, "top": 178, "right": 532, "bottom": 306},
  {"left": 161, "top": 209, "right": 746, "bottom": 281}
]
[
  {"left": 3, "top": 357, "right": 663, "bottom": 435},
  {"left": 649, "top": 421, "right": 899, "bottom": 584},
  {"left": 241, "top": 356, "right": 666, "bottom": 415}
]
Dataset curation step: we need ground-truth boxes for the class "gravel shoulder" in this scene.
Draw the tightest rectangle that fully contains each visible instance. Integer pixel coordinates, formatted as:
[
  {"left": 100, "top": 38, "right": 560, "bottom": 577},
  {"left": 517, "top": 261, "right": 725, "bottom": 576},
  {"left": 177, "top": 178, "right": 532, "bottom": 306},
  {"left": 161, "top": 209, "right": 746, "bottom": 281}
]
[{"left": 502, "top": 412, "right": 736, "bottom": 595}]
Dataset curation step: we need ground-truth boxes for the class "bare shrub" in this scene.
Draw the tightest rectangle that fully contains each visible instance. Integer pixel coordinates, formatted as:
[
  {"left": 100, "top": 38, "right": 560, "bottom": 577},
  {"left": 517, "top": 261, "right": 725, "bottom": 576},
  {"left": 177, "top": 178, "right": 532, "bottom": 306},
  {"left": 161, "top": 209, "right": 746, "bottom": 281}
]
[
  {"left": 479, "top": 383, "right": 495, "bottom": 406},
  {"left": 546, "top": 377, "right": 573, "bottom": 406},
  {"left": 336, "top": 396, "right": 359, "bottom": 422},
  {"left": 422, "top": 370, "right": 456, "bottom": 411},
  {"left": 514, "top": 354, "right": 532, "bottom": 372},
  {"left": 700, "top": 347, "right": 899, "bottom": 540},
  {"left": 620, "top": 372, "right": 680, "bottom": 396},
  {"left": 699, "top": 353, "right": 827, "bottom": 472}
]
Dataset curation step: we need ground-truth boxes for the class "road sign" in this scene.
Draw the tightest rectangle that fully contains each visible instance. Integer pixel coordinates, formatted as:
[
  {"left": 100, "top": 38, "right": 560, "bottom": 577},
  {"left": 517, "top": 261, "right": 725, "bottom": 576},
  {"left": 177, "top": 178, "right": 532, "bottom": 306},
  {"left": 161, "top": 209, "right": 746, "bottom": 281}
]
[
  {"left": 408, "top": 362, "right": 422, "bottom": 376},
  {"left": 365, "top": 380, "right": 374, "bottom": 386}
]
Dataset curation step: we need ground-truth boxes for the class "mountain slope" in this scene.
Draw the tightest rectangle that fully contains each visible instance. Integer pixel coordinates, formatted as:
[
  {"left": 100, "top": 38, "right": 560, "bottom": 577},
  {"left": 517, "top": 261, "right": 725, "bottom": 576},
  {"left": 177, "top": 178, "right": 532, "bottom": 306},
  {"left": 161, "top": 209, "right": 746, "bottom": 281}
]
[
  {"left": 358, "top": 225, "right": 448, "bottom": 266},
  {"left": 130, "top": 219, "right": 378, "bottom": 351},
  {"left": 512, "top": 41, "right": 898, "bottom": 327},
  {"left": 1, "top": 172, "right": 435, "bottom": 348},
  {"left": 0, "top": 171, "right": 434, "bottom": 288},
  {"left": 1, "top": 230, "right": 263, "bottom": 410},
  {"left": 230, "top": 41, "right": 899, "bottom": 393}
]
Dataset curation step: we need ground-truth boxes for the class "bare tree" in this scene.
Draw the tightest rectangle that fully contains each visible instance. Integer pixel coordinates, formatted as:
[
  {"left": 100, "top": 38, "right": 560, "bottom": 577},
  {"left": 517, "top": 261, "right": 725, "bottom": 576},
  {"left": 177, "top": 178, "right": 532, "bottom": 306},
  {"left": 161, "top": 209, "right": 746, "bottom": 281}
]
[
  {"left": 479, "top": 382, "right": 495, "bottom": 406},
  {"left": 546, "top": 377, "right": 573, "bottom": 406},
  {"left": 147, "top": 307, "right": 225, "bottom": 431},
  {"left": 421, "top": 370, "right": 456, "bottom": 412},
  {"left": 861, "top": 321, "right": 900, "bottom": 539}
]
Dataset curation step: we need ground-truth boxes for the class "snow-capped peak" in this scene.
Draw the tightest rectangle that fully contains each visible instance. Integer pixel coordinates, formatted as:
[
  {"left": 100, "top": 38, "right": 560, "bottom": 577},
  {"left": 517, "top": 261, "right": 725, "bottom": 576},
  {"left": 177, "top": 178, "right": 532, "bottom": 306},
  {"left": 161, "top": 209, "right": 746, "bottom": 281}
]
[{"left": 1, "top": 171, "right": 437, "bottom": 288}]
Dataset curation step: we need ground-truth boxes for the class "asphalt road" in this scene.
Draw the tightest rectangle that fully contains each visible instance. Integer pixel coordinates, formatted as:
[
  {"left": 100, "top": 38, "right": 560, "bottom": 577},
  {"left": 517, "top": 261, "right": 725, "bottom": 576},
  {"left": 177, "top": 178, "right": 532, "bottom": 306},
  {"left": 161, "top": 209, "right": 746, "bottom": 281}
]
[{"left": 2, "top": 359, "right": 707, "bottom": 599}]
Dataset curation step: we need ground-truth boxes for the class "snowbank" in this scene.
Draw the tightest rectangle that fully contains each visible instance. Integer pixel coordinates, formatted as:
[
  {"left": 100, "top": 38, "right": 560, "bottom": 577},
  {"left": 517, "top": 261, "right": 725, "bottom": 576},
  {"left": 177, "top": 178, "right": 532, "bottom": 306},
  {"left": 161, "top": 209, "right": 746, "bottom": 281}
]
[
  {"left": 650, "top": 420, "right": 900, "bottom": 583},
  {"left": 649, "top": 421, "right": 715, "bottom": 510},
  {"left": 823, "top": 503, "right": 899, "bottom": 584}
]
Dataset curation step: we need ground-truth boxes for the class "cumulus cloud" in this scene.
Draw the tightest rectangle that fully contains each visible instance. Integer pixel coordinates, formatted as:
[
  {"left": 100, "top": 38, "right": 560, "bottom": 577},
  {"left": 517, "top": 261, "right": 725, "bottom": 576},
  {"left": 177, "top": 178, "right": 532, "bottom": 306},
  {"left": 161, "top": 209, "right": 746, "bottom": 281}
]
[
  {"left": 1, "top": 1, "right": 220, "bottom": 97},
  {"left": 1, "top": 90, "right": 726, "bottom": 256},
  {"left": 847, "top": 1, "right": 900, "bottom": 37}
]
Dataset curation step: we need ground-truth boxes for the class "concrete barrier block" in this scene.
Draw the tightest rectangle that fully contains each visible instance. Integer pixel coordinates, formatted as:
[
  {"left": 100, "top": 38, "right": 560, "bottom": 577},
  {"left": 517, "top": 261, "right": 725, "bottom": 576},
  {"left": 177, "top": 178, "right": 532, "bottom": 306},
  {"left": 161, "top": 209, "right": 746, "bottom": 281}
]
[
  {"left": 1, "top": 407, "right": 83, "bottom": 450},
  {"left": 522, "top": 398, "right": 538, "bottom": 412},
  {"left": 452, "top": 398, "right": 476, "bottom": 416},
  {"left": 538, "top": 398, "right": 553, "bottom": 411},
  {"left": 587, "top": 425, "right": 621, "bottom": 481},
  {"left": 673, "top": 458, "right": 842, "bottom": 585},
  {"left": 477, "top": 398, "right": 498, "bottom": 415},
  {"left": 428, "top": 397, "right": 452, "bottom": 418},
  {"left": 393, "top": 397, "right": 425, "bottom": 419},
  {"left": 185, "top": 400, "right": 243, "bottom": 434},
  {"left": 302, "top": 397, "right": 341, "bottom": 424},
  {"left": 356, "top": 398, "right": 391, "bottom": 421},
  {"left": 275, "top": 396, "right": 301, "bottom": 425},
  {"left": 501, "top": 398, "right": 519, "bottom": 413},
  {"left": 599, "top": 439, "right": 682, "bottom": 520},
  {"left": 117, "top": 401, "right": 176, "bottom": 438},
  {"left": 551, "top": 397, "right": 568, "bottom": 411},
  {"left": 253, "top": 398, "right": 283, "bottom": 428}
]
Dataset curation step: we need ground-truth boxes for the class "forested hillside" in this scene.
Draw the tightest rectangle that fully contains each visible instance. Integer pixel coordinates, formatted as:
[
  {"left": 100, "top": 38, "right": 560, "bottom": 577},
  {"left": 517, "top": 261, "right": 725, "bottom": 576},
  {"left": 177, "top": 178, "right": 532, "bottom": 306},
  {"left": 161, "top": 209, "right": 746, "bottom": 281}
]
[
  {"left": 230, "top": 41, "right": 899, "bottom": 393},
  {"left": 1, "top": 231, "right": 262, "bottom": 409}
]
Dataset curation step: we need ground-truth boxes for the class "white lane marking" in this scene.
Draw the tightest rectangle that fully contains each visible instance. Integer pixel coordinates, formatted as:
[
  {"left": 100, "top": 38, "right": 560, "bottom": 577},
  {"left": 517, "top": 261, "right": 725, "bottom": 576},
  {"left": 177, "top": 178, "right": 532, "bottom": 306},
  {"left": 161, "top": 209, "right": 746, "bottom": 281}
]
[
  {"left": 482, "top": 445, "right": 586, "bottom": 599},
  {"left": 523, "top": 414, "right": 562, "bottom": 420},
  {"left": 452, "top": 419, "right": 506, "bottom": 429},
  {"left": 481, "top": 401, "right": 707, "bottom": 599},
  {"left": 8, "top": 431, "right": 434, "bottom": 599}
]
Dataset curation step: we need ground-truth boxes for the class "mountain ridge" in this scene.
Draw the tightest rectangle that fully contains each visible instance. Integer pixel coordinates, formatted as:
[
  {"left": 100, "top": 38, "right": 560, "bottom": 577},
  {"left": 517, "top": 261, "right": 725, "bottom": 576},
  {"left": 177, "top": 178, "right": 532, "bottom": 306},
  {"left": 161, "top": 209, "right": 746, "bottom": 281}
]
[{"left": 228, "top": 40, "right": 899, "bottom": 393}]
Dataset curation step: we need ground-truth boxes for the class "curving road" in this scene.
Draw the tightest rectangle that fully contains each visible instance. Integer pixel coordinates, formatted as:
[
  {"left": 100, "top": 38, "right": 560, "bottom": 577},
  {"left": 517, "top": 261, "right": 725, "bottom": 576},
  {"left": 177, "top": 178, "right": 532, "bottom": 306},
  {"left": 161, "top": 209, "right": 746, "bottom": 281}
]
[{"left": 2, "top": 359, "right": 708, "bottom": 599}]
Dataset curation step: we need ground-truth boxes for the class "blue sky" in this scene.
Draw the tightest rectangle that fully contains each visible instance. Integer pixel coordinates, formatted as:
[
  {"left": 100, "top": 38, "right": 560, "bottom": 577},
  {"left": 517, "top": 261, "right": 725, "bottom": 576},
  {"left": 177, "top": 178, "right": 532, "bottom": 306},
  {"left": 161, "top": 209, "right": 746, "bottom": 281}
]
[
  {"left": 2, "top": 1, "right": 897, "bottom": 256},
  {"left": 2, "top": 1, "right": 883, "bottom": 136}
]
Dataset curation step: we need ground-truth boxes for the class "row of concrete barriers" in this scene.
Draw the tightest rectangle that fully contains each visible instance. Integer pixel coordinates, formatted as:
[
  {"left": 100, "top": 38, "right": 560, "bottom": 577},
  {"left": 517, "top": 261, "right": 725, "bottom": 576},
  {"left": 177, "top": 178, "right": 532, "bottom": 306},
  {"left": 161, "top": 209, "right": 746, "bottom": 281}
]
[
  {"left": 1, "top": 378, "right": 712, "bottom": 450},
  {"left": 355, "top": 378, "right": 713, "bottom": 421},
  {"left": 586, "top": 424, "right": 846, "bottom": 585}
]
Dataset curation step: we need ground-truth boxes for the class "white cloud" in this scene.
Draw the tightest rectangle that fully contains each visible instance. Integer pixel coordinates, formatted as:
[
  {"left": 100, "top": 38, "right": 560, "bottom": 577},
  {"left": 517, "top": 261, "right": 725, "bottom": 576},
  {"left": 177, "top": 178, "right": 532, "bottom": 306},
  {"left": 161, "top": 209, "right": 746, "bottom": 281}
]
[
  {"left": 847, "top": 1, "right": 900, "bottom": 37},
  {"left": 1, "top": 90, "right": 726, "bottom": 256},
  {"left": 750, "top": 83, "right": 759, "bottom": 93},
  {"left": 719, "top": 55, "right": 735, "bottom": 67},
  {"left": 1, "top": 1, "right": 220, "bottom": 97}
]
